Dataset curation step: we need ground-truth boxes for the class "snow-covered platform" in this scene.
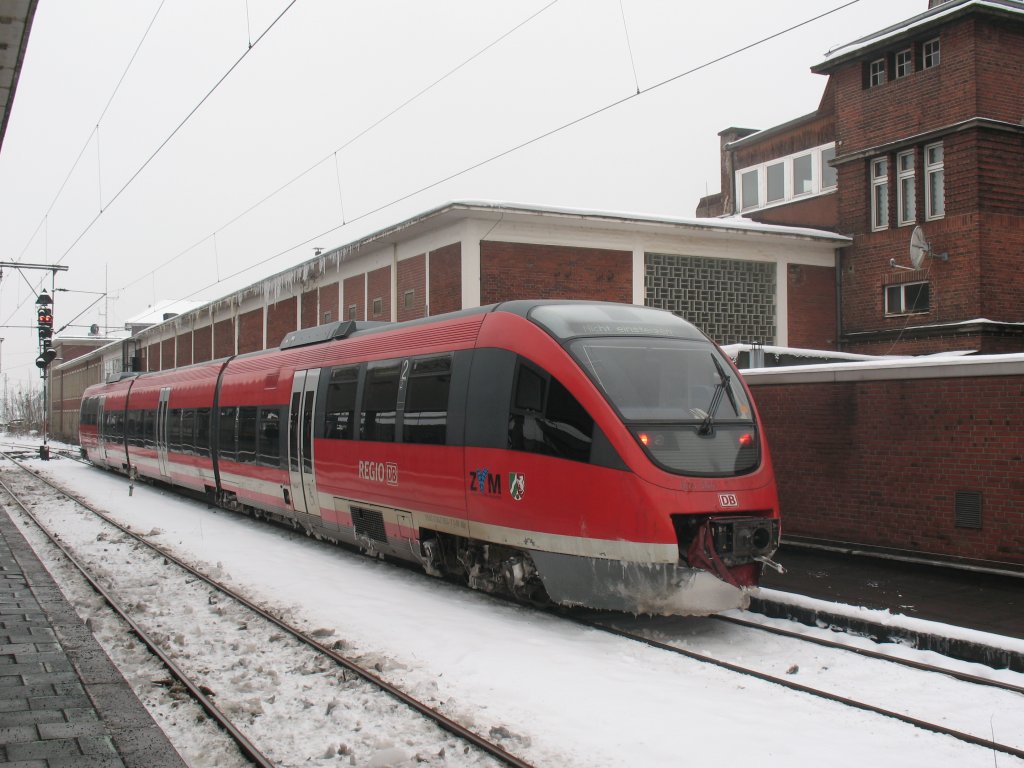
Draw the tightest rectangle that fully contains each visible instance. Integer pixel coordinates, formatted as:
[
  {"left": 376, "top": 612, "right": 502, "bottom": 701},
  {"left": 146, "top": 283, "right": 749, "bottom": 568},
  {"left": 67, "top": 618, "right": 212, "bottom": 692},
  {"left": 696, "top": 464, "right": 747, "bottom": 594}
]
[
  {"left": 0, "top": 503, "right": 187, "bottom": 767},
  {"left": 757, "top": 544, "right": 1024, "bottom": 669}
]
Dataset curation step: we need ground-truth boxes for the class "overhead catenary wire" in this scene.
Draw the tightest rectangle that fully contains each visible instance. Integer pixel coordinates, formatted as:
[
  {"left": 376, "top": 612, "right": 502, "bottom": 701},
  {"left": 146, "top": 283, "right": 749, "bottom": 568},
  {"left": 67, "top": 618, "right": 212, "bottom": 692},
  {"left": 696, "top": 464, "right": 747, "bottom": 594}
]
[
  {"left": 0, "top": 0, "right": 298, "bottom": 339},
  {"left": 114, "top": 0, "right": 563, "bottom": 296},
  {"left": 175, "top": 0, "right": 863, "bottom": 301}
]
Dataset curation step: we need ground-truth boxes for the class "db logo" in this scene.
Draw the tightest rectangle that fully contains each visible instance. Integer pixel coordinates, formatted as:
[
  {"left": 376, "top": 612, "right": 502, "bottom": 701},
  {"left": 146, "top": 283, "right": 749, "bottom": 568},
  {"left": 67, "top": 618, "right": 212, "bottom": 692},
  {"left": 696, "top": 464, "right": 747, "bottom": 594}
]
[
  {"left": 359, "top": 461, "right": 399, "bottom": 486},
  {"left": 719, "top": 493, "right": 739, "bottom": 508}
]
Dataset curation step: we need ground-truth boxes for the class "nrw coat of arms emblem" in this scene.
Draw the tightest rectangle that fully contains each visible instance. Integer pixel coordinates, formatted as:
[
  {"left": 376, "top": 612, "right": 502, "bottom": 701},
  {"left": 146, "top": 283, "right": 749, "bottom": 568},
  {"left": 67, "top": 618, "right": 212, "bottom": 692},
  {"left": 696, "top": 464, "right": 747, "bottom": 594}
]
[{"left": 508, "top": 473, "right": 525, "bottom": 501}]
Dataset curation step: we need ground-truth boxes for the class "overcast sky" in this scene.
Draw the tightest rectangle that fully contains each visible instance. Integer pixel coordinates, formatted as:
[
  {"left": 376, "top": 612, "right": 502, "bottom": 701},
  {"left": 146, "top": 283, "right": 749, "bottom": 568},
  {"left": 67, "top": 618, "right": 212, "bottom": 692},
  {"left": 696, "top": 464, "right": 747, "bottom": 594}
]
[{"left": 0, "top": 0, "right": 926, "bottom": 387}]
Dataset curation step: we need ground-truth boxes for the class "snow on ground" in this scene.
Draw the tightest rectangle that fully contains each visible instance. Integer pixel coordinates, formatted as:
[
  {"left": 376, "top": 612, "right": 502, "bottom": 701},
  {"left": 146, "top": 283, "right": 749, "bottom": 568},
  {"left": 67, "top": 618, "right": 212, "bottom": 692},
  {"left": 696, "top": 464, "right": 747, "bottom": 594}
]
[{"left": 8, "top": 446, "right": 1024, "bottom": 767}]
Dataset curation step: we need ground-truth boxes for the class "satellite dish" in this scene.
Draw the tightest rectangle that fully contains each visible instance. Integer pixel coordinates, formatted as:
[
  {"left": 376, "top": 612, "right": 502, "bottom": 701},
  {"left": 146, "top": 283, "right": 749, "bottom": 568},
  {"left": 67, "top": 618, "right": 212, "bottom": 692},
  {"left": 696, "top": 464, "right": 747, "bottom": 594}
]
[{"left": 909, "top": 226, "right": 948, "bottom": 268}]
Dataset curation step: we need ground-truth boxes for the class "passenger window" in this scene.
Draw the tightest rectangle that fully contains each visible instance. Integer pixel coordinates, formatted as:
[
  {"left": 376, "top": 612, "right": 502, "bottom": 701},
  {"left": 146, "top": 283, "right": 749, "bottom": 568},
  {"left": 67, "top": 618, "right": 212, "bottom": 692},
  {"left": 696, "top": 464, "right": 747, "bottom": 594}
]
[
  {"left": 195, "top": 408, "right": 211, "bottom": 457},
  {"left": 168, "top": 408, "right": 182, "bottom": 452},
  {"left": 218, "top": 407, "right": 236, "bottom": 461},
  {"left": 143, "top": 409, "right": 156, "bottom": 449},
  {"left": 257, "top": 407, "right": 282, "bottom": 467},
  {"left": 508, "top": 359, "right": 594, "bottom": 463},
  {"left": 360, "top": 361, "right": 401, "bottom": 442},
  {"left": 181, "top": 409, "right": 196, "bottom": 455},
  {"left": 324, "top": 365, "right": 359, "bottom": 440},
  {"left": 237, "top": 407, "right": 257, "bottom": 463},
  {"left": 403, "top": 355, "right": 451, "bottom": 445}
]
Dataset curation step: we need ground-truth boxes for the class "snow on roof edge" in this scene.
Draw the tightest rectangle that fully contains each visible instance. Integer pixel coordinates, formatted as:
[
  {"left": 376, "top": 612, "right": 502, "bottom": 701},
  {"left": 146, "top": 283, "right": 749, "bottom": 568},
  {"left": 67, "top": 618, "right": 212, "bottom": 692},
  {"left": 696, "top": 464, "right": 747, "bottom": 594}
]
[{"left": 818, "top": 0, "right": 1024, "bottom": 65}]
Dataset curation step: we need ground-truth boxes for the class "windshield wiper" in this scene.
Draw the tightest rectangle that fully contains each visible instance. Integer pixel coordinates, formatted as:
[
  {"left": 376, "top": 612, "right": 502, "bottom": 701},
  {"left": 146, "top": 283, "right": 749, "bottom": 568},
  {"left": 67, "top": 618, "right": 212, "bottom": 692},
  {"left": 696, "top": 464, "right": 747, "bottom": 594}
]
[{"left": 698, "top": 353, "right": 737, "bottom": 436}]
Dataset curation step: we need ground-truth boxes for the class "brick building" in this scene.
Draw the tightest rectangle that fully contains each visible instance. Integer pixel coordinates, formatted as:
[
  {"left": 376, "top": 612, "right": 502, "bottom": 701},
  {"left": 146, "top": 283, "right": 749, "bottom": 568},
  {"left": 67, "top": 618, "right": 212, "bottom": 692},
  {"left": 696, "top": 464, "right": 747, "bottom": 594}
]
[
  {"left": 699, "top": 0, "right": 1024, "bottom": 355},
  {"left": 50, "top": 201, "right": 845, "bottom": 441}
]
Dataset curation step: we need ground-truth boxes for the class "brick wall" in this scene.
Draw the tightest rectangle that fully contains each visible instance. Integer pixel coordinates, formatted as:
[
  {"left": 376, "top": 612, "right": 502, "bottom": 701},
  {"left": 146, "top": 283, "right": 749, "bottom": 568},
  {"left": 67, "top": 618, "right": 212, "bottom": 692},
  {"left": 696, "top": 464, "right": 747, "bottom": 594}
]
[
  {"left": 428, "top": 243, "right": 461, "bottom": 315},
  {"left": 300, "top": 289, "right": 318, "bottom": 329},
  {"left": 193, "top": 325, "right": 212, "bottom": 363},
  {"left": 319, "top": 282, "right": 339, "bottom": 324},
  {"left": 343, "top": 274, "right": 365, "bottom": 321},
  {"left": 146, "top": 343, "right": 159, "bottom": 371},
  {"left": 787, "top": 264, "right": 837, "bottom": 349},
  {"left": 266, "top": 297, "right": 296, "bottom": 348},
  {"left": 176, "top": 332, "right": 192, "bottom": 367},
  {"left": 397, "top": 254, "right": 426, "bottom": 322},
  {"left": 749, "top": 193, "right": 838, "bottom": 231},
  {"left": 160, "top": 339, "right": 175, "bottom": 370},
  {"left": 213, "top": 319, "right": 235, "bottom": 359},
  {"left": 747, "top": 362, "right": 1024, "bottom": 565},
  {"left": 238, "top": 309, "right": 263, "bottom": 354},
  {"left": 367, "top": 266, "right": 391, "bottom": 320},
  {"left": 480, "top": 241, "right": 631, "bottom": 304},
  {"left": 829, "top": 12, "right": 1024, "bottom": 354}
]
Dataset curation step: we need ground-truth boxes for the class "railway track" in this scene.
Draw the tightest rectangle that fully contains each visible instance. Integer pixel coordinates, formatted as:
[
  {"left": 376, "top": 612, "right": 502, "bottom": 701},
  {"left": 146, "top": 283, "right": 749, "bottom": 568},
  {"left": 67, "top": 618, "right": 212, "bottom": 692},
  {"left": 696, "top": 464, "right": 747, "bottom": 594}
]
[
  {"left": 0, "top": 451, "right": 532, "bottom": 768},
  {"left": 569, "top": 609, "right": 1024, "bottom": 761}
]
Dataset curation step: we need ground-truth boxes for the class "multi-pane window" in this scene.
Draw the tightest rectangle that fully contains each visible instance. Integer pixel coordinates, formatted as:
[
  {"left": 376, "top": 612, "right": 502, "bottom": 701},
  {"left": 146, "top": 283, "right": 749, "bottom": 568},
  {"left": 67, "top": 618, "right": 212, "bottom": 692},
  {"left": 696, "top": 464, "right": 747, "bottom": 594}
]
[
  {"left": 403, "top": 290, "right": 415, "bottom": 309},
  {"left": 895, "top": 49, "right": 913, "bottom": 78},
  {"left": 735, "top": 142, "right": 837, "bottom": 211},
  {"left": 885, "top": 282, "right": 930, "bottom": 316},
  {"left": 360, "top": 361, "right": 401, "bottom": 442},
  {"left": 820, "top": 146, "right": 837, "bottom": 190},
  {"left": 923, "top": 38, "right": 940, "bottom": 69},
  {"left": 403, "top": 356, "right": 452, "bottom": 445},
  {"left": 897, "top": 150, "right": 916, "bottom": 226},
  {"left": 766, "top": 162, "right": 785, "bottom": 203},
  {"left": 740, "top": 169, "right": 759, "bottom": 210},
  {"left": 925, "top": 143, "right": 945, "bottom": 220},
  {"left": 507, "top": 358, "right": 594, "bottom": 464},
  {"left": 869, "top": 58, "right": 886, "bottom": 87},
  {"left": 871, "top": 158, "right": 889, "bottom": 231},
  {"left": 324, "top": 365, "right": 360, "bottom": 440},
  {"left": 348, "top": 304, "right": 357, "bottom": 320},
  {"left": 793, "top": 154, "right": 813, "bottom": 196},
  {"left": 372, "top": 297, "right": 383, "bottom": 317}
]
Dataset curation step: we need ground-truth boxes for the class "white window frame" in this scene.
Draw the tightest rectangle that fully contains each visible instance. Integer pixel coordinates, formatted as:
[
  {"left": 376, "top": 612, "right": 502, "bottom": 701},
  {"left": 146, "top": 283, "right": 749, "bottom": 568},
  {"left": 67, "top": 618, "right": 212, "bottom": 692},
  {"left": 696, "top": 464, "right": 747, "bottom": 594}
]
[
  {"left": 869, "top": 58, "right": 886, "bottom": 87},
  {"left": 885, "top": 281, "right": 930, "bottom": 316},
  {"left": 820, "top": 146, "right": 837, "bottom": 190},
  {"left": 766, "top": 161, "right": 785, "bottom": 203},
  {"left": 897, "top": 150, "right": 916, "bottom": 226},
  {"left": 792, "top": 153, "right": 814, "bottom": 197},
  {"left": 923, "top": 38, "right": 940, "bottom": 69},
  {"left": 734, "top": 142, "right": 837, "bottom": 212},
  {"left": 925, "top": 142, "right": 945, "bottom": 220},
  {"left": 740, "top": 168, "right": 759, "bottom": 210},
  {"left": 871, "top": 157, "right": 889, "bottom": 231},
  {"left": 895, "top": 48, "right": 913, "bottom": 78}
]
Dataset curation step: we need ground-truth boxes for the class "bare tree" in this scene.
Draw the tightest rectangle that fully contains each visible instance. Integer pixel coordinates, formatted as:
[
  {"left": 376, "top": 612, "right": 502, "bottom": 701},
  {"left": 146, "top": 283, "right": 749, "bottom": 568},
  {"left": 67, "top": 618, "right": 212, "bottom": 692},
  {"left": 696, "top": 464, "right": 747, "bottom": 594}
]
[{"left": 2, "top": 381, "right": 43, "bottom": 433}]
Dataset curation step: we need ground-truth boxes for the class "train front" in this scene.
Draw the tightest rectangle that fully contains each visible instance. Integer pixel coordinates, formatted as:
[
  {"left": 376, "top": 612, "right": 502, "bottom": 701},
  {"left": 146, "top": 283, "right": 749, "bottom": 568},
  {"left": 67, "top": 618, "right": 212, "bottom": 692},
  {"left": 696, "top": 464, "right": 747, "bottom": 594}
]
[{"left": 527, "top": 304, "right": 781, "bottom": 616}]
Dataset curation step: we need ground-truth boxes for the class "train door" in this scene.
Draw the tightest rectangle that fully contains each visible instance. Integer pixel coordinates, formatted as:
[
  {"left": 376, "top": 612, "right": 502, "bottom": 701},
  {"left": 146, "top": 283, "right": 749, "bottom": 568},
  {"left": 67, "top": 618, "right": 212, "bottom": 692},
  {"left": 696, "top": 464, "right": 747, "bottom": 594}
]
[
  {"left": 97, "top": 395, "right": 107, "bottom": 464},
  {"left": 156, "top": 387, "right": 171, "bottom": 478},
  {"left": 288, "top": 369, "right": 322, "bottom": 518}
]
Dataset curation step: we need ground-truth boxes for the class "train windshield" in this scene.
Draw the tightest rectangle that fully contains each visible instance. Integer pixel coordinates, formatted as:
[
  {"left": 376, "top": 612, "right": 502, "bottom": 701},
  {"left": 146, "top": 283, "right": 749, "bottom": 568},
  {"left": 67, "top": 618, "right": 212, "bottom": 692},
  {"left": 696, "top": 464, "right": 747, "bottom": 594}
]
[{"left": 569, "top": 336, "right": 759, "bottom": 477}]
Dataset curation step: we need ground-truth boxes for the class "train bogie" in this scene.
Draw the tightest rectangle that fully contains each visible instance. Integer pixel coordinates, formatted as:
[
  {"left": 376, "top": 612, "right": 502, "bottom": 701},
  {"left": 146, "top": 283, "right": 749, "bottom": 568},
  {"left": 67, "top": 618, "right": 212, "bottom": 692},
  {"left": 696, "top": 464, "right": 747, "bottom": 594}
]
[{"left": 81, "top": 301, "right": 781, "bottom": 615}]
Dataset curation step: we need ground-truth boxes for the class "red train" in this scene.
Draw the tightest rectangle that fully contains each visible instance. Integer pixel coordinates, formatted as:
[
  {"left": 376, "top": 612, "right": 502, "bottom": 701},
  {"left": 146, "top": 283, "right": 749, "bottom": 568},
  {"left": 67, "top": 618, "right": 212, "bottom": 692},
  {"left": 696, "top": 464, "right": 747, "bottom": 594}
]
[{"left": 80, "top": 301, "right": 781, "bottom": 615}]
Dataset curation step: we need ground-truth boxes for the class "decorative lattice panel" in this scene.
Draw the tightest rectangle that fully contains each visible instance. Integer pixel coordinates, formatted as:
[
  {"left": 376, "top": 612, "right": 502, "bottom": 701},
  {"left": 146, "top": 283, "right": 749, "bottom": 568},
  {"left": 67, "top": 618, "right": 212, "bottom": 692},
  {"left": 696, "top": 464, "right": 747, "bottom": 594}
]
[{"left": 645, "top": 253, "right": 777, "bottom": 345}]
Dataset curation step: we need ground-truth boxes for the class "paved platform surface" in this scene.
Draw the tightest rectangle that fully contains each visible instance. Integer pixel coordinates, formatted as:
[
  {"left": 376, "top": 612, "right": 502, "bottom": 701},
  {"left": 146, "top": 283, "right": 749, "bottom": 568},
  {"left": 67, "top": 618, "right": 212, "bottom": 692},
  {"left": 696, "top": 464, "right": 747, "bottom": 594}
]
[
  {"left": 761, "top": 544, "right": 1024, "bottom": 640},
  {"left": 0, "top": 504, "right": 186, "bottom": 767}
]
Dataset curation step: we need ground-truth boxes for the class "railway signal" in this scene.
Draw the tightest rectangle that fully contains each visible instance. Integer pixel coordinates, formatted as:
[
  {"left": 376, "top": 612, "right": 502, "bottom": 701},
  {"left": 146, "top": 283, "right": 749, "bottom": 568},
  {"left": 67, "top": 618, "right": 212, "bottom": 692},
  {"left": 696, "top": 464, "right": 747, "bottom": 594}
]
[{"left": 35, "top": 292, "right": 57, "bottom": 369}]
